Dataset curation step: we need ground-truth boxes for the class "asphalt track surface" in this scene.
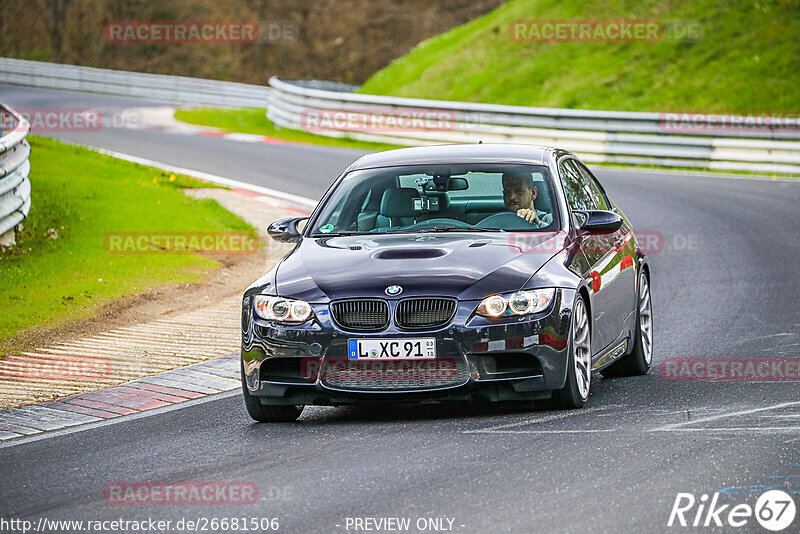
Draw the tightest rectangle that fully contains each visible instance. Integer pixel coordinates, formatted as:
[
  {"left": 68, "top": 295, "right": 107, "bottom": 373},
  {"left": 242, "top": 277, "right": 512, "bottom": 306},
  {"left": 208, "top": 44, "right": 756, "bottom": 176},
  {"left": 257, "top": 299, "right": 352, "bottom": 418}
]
[{"left": 1, "top": 86, "right": 799, "bottom": 533}]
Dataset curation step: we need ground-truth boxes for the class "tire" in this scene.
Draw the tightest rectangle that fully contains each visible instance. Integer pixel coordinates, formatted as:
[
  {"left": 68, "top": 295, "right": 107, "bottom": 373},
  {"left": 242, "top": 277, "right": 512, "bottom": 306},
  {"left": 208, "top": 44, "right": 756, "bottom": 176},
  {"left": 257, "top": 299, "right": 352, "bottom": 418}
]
[
  {"left": 241, "top": 363, "right": 304, "bottom": 422},
  {"left": 551, "top": 295, "right": 592, "bottom": 409},
  {"left": 601, "top": 270, "right": 653, "bottom": 377}
]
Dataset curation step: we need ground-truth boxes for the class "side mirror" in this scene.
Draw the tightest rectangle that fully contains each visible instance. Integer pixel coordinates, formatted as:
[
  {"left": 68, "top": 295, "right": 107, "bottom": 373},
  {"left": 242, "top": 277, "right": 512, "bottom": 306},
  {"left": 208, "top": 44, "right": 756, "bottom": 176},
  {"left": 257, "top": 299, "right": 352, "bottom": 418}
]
[
  {"left": 267, "top": 217, "right": 308, "bottom": 243},
  {"left": 574, "top": 210, "right": 623, "bottom": 234}
]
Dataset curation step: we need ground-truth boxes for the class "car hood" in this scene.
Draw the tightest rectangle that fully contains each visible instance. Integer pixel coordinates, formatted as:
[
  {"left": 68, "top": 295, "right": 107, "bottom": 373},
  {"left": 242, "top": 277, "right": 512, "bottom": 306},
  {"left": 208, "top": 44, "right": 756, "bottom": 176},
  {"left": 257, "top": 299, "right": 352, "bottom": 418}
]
[{"left": 274, "top": 231, "right": 566, "bottom": 302}]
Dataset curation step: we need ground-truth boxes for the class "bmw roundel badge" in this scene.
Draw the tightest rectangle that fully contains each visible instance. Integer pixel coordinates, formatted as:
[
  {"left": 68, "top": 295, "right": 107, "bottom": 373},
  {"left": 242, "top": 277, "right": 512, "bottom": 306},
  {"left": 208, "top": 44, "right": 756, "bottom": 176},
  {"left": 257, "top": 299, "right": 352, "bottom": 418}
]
[{"left": 385, "top": 285, "right": 403, "bottom": 296}]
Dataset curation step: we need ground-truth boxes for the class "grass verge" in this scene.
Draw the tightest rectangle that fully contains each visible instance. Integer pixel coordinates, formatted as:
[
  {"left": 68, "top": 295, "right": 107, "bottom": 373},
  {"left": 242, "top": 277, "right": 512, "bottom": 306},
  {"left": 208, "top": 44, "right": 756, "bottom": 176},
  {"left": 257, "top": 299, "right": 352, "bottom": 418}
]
[
  {"left": 174, "top": 107, "right": 401, "bottom": 151},
  {"left": 0, "top": 136, "right": 255, "bottom": 354},
  {"left": 359, "top": 0, "right": 800, "bottom": 112}
]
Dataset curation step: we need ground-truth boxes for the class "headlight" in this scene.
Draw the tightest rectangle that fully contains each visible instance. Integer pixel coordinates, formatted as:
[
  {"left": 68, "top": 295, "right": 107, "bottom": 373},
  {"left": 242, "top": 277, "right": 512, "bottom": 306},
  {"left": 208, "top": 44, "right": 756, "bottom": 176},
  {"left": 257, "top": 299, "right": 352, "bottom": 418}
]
[
  {"left": 476, "top": 289, "right": 555, "bottom": 317},
  {"left": 254, "top": 295, "right": 314, "bottom": 322}
]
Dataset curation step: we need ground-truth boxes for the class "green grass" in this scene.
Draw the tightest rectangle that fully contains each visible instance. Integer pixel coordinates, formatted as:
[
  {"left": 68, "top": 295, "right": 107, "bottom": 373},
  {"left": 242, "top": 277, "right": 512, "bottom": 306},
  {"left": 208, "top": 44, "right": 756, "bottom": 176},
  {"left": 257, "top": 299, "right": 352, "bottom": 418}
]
[
  {"left": 359, "top": 0, "right": 800, "bottom": 112},
  {"left": 0, "top": 136, "right": 255, "bottom": 352},
  {"left": 174, "top": 108, "right": 402, "bottom": 151}
]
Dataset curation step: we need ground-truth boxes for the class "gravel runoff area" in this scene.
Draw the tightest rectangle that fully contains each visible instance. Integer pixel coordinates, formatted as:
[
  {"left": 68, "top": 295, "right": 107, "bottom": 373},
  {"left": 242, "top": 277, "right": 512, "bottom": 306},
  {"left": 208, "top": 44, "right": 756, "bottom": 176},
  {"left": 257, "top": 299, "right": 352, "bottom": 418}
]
[{"left": 0, "top": 188, "right": 302, "bottom": 410}]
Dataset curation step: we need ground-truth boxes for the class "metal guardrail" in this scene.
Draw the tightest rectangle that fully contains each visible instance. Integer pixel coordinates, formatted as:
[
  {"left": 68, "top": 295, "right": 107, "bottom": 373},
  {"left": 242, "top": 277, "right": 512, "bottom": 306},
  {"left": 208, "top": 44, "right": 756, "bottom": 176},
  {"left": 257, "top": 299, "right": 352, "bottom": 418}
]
[
  {"left": 268, "top": 77, "right": 800, "bottom": 175},
  {"left": 0, "top": 105, "right": 31, "bottom": 245},
  {"left": 0, "top": 58, "right": 271, "bottom": 108},
  {"left": 2, "top": 59, "right": 798, "bottom": 174}
]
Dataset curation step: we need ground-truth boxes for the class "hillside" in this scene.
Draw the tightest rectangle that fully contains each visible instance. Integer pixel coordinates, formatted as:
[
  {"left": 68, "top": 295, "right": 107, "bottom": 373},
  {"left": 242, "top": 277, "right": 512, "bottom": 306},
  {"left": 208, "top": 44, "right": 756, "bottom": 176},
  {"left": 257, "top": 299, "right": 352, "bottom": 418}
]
[
  {"left": 0, "top": 0, "right": 503, "bottom": 85},
  {"left": 359, "top": 0, "right": 800, "bottom": 112}
]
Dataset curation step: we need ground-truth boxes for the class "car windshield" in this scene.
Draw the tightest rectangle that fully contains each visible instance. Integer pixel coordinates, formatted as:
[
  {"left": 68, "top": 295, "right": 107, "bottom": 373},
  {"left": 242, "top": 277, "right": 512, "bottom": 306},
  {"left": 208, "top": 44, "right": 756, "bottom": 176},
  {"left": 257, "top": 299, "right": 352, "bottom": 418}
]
[{"left": 309, "top": 163, "right": 559, "bottom": 236}]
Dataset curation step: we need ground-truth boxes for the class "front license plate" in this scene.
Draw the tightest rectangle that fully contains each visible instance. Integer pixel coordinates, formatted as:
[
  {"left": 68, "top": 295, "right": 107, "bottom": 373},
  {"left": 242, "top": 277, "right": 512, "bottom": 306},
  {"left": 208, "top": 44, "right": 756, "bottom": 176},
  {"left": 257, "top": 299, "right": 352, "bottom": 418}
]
[{"left": 348, "top": 338, "right": 436, "bottom": 360}]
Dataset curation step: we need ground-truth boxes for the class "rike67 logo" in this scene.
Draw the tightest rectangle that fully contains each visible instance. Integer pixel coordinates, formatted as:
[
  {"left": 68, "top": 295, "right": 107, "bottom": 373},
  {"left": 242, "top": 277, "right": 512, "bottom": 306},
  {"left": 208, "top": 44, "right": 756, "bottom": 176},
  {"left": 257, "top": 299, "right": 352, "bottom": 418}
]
[{"left": 668, "top": 490, "right": 796, "bottom": 531}]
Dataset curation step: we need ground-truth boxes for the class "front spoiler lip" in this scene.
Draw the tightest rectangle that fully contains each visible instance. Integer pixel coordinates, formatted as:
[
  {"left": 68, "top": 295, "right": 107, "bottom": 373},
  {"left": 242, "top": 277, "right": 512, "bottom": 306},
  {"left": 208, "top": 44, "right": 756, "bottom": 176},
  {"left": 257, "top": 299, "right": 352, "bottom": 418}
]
[
  {"left": 258, "top": 373, "right": 546, "bottom": 396},
  {"left": 248, "top": 372, "right": 554, "bottom": 406},
  {"left": 260, "top": 370, "right": 545, "bottom": 391},
  {"left": 254, "top": 369, "right": 547, "bottom": 397}
]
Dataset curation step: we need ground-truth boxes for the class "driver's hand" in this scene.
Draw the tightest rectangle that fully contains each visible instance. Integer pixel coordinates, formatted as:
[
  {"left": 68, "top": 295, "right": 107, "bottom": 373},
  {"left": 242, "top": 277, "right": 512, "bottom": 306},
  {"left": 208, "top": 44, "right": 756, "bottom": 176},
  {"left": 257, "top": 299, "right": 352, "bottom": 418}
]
[{"left": 516, "top": 208, "right": 541, "bottom": 225}]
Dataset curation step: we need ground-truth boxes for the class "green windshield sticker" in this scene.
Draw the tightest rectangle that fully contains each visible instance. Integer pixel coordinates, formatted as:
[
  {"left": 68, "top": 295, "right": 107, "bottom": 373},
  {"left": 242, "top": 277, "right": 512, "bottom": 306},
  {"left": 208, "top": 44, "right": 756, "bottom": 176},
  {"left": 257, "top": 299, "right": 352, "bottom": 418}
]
[{"left": 319, "top": 224, "right": 334, "bottom": 233}]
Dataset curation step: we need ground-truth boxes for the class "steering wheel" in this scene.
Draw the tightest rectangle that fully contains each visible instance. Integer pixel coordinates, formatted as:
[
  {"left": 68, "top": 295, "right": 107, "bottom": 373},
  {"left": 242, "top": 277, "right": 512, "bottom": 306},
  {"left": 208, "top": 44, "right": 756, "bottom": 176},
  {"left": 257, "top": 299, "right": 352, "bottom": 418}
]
[
  {"left": 409, "top": 218, "right": 474, "bottom": 229},
  {"left": 475, "top": 212, "right": 541, "bottom": 230}
]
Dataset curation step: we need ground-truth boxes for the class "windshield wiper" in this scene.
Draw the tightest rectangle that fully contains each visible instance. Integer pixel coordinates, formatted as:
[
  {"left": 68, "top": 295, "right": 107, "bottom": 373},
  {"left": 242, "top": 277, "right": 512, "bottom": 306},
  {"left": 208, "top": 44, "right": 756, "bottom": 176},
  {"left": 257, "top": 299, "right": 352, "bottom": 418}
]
[
  {"left": 423, "top": 226, "right": 505, "bottom": 233},
  {"left": 310, "top": 230, "right": 369, "bottom": 237},
  {"left": 380, "top": 226, "right": 505, "bottom": 234}
]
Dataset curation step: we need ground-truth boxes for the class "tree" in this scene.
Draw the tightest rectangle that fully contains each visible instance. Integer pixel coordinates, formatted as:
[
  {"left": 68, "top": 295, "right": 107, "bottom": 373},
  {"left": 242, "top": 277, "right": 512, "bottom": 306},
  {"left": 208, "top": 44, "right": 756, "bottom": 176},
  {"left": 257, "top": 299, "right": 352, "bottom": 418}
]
[{"left": 36, "top": 0, "right": 74, "bottom": 61}]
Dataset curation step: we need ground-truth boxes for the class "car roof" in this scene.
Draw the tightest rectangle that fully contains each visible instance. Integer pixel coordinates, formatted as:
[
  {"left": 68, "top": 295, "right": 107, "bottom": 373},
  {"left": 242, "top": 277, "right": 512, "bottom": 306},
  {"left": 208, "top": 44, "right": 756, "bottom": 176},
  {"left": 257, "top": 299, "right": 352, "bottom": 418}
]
[{"left": 348, "top": 144, "right": 556, "bottom": 171}]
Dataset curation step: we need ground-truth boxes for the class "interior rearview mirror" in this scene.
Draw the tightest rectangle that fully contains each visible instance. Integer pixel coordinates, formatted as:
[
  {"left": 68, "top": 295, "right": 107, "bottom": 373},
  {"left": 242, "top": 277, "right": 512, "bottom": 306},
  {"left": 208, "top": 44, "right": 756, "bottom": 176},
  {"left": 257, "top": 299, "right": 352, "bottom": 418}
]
[{"left": 447, "top": 177, "right": 468, "bottom": 191}]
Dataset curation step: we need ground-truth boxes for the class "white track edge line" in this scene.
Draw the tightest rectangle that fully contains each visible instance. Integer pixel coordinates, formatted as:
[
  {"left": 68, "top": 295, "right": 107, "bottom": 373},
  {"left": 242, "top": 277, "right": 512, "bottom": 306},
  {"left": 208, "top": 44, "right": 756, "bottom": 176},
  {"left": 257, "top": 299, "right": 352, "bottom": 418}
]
[
  {"left": 88, "top": 146, "right": 319, "bottom": 208},
  {"left": 0, "top": 389, "right": 241, "bottom": 449}
]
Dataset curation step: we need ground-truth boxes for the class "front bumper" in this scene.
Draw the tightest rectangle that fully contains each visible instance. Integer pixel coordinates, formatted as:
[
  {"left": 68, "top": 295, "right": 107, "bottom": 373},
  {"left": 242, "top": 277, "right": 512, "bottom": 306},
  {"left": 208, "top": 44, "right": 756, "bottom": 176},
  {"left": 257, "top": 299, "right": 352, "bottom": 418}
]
[{"left": 241, "top": 289, "right": 575, "bottom": 406}]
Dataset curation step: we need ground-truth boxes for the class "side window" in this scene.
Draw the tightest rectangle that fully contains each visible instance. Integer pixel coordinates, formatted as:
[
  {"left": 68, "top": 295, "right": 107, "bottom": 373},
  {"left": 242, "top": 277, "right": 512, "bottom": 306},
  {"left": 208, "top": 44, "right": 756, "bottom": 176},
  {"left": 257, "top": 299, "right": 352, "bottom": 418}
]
[
  {"left": 559, "top": 159, "right": 597, "bottom": 211},
  {"left": 576, "top": 162, "right": 609, "bottom": 210},
  {"left": 330, "top": 185, "right": 369, "bottom": 228}
]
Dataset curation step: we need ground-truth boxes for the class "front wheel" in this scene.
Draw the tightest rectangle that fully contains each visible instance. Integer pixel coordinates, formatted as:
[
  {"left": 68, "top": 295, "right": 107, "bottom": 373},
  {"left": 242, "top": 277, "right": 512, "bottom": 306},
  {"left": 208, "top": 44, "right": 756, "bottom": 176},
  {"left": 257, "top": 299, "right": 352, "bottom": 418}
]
[
  {"left": 241, "top": 363, "right": 304, "bottom": 422},
  {"left": 551, "top": 296, "right": 592, "bottom": 409},
  {"left": 601, "top": 270, "right": 653, "bottom": 377}
]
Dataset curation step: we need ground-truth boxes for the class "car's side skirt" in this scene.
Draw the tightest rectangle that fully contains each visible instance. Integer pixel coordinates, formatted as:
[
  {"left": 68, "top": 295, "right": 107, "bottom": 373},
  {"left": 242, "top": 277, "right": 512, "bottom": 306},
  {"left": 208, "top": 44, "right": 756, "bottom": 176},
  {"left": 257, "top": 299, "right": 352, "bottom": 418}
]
[{"left": 592, "top": 338, "right": 628, "bottom": 370}]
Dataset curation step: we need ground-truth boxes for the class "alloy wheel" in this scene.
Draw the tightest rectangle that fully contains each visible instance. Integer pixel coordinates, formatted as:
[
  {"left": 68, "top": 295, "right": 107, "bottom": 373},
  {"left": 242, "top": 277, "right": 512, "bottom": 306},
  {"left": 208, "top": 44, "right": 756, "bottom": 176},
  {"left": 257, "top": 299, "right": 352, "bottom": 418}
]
[
  {"left": 638, "top": 274, "right": 653, "bottom": 365},
  {"left": 573, "top": 298, "right": 591, "bottom": 400}
]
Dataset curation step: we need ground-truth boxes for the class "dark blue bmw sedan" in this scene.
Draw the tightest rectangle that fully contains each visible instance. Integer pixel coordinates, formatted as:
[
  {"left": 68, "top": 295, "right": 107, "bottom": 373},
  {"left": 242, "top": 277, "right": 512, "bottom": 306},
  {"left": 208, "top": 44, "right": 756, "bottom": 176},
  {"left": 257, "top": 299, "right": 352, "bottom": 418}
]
[{"left": 241, "top": 144, "right": 652, "bottom": 421}]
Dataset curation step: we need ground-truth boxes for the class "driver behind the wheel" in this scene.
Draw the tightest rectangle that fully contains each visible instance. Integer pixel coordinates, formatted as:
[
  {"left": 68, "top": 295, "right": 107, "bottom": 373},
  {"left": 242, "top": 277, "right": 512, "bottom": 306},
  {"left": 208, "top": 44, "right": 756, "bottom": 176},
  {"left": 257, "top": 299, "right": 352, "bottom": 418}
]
[{"left": 502, "top": 171, "right": 552, "bottom": 227}]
